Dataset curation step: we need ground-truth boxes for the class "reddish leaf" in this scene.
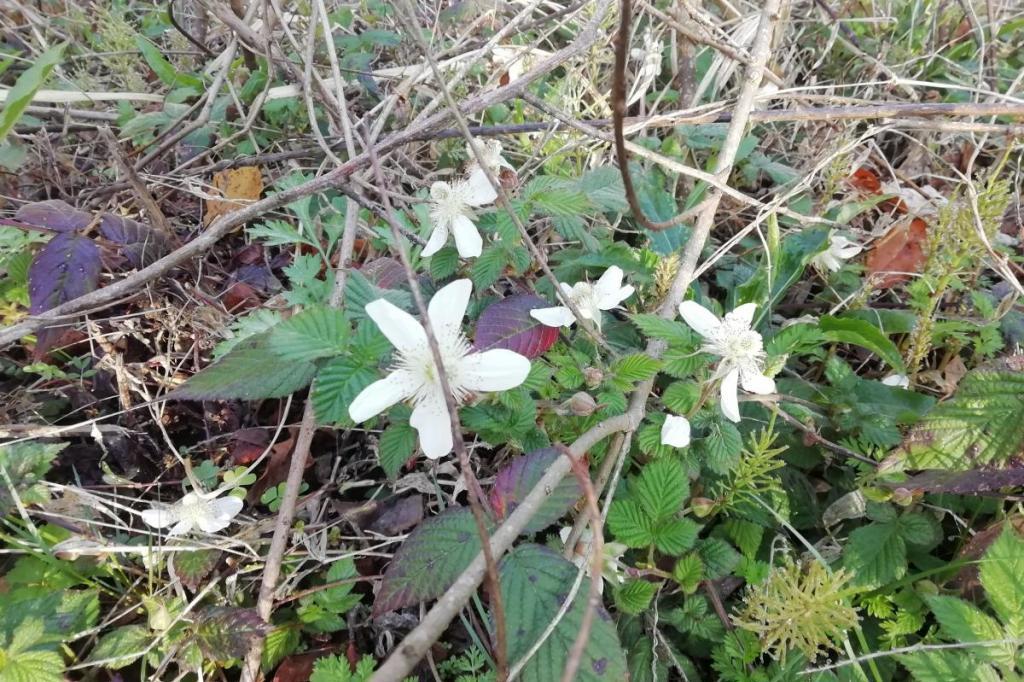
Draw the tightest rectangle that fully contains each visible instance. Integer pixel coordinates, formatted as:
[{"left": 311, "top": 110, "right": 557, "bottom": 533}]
[
  {"left": 194, "top": 607, "right": 270, "bottom": 661},
  {"left": 865, "top": 217, "right": 928, "bottom": 288},
  {"left": 489, "top": 448, "right": 582, "bottom": 534},
  {"left": 474, "top": 294, "right": 559, "bottom": 358},
  {"left": 272, "top": 650, "right": 335, "bottom": 682},
  {"left": 374, "top": 506, "right": 490, "bottom": 615},
  {"left": 229, "top": 428, "right": 269, "bottom": 465},
  {"left": 361, "top": 257, "right": 406, "bottom": 289},
  {"left": 29, "top": 233, "right": 102, "bottom": 314},
  {"left": 99, "top": 213, "right": 172, "bottom": 268},
  {"left": 847, "top": 167, "right": 881, "bottom": 194},
  {"left": 16, "top": 199, "right": 92, "bottom": 232},
  {"left": 366, "top": 494, "right": 424, "bottom": 535}
]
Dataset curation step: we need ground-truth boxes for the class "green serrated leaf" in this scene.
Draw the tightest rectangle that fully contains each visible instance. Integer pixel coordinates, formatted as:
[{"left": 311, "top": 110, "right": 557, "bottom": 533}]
[
  {"left": 610, "top": 353, "right": 661, "bottom": 387},
  {"left": 194, "top": 607, "right": 268, "bottom": 661},
  {"left": 88, "top": 624, "right": 149, "bottom": 669},
  {"left": 673, "top": 553, "right": 704, "bottom": 593},
  {"left": 843, "top": 520, "right": 906, "bottom": 589},
  {"left": 900, "top": 360, "right": 1024, "bottom": 470},
  {"left": 662, "top": 381, "right": 700, "bottom": 414},
  {"left": 135, "top": 36, "right": 204, "bottom": 93},
  {"left": 0, "top": 619, "right": 63, "bottom": 682},
  {"left": 173, "top": 550, "right": 221, "bottom": 592},
  {"left": 653, "top": 518, "right": 700, "bottom": 556},
  {"left": 500, "top": 544, "right": 627, "bottom": 681},
  {"left": 427, "top": 245, "right": 460, "bottom": 280},
  {"left": 170, "top": 334, "right": 317, "bottom": 401},
  {"left": 630, "top": 314, "right": 694, "bottom": 346},
  {"left": 0, "top": 440, "right": 63, "bottom": 506},
  {"left": 614, "top": 579, "right": 658, "bottom": 615},
  {"left": 608, "top": 500, "right": 655, "bottom": 548},
  {"left": 471, "top": 246, "right": 506, "bottom": 290},
  {"left": 698, "top": 538, "right": 740, "bottom": 579},
  {"left": 260, "top": 625, "right": 300, "bottom": 673},
  {"left": 979, "top": 527, "right": 1024, "bottom": 638},
  {"left": 267, "top": 307, "right": 350, "bottom": 361},
  {"left": 697, "top": 420, "right": 743, "bottom": 475},
  {"left": 634, "top": 458, "right": 688, "bottom": 522},
  {"left": 379, "top": 418, "right": 416, "bottom": 479},
  {"left": 312, "top": 357, "right": 378, "bottom": 425},
  {"left": 898, "top": 650, "right": 999, "bottom": 682},
  {"left": 523, "top": 176, "right": 592, "bottom": 217},
  {"left": 925, "top": 595, "right": 1014, "bottom": 668}
]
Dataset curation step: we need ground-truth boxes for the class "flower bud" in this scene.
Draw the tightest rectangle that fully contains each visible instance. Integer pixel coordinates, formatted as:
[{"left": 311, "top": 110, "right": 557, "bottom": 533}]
[
  {"left": 690, "top": 497, "right": 716, "bottom": 517},
  {"left": 565, "top": 391, "right": 598, "bottom": 416},
  {"left": 584, "top": 366, "right": 603, "bottom": 388}
]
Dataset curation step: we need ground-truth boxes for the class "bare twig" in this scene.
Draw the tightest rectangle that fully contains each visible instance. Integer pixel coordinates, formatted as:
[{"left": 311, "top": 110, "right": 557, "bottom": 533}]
[{"left": 99, "top": 127, "right": 175, "bottom": 239}]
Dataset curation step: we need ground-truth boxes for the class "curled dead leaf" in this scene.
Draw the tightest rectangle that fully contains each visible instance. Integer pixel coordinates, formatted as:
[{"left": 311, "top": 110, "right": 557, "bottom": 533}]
[
  {"left": 205, "top": 166, "right": 264, "bottom": 227},
  {"left": 865, "top": 217, "right": 928, "bottom": 288}
]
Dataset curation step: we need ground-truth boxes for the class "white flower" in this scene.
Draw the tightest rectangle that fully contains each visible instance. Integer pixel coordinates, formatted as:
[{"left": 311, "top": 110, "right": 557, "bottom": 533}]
[
  {"left": 530, "top": 266, "right": 635, "bottom": 330},
  {"left": 466, "top": 139, "right": 512, "bottom": 183},
  {"left": 422, "top": 177, "right": 496, "bottom": 259},
  {"left": 881, "top": 373, "right": 910, "bottom": 389},
  {"left": 661, "top": 414, "right": 691, "bottom": 448},
  {"left": 811, "top": 233, "right": 863, "bottom": 273},
  {"left": 348, "top": 279, "right": 531, "bottom": 460},
  {"left": 141, "top": 490, "right": 243, "bottom": 536},
  {"left": 678, "top": 301, "right": 776, "bottom": 423},
  {"left": 559, "top": 526, "right": 628, "bottom": 591}
]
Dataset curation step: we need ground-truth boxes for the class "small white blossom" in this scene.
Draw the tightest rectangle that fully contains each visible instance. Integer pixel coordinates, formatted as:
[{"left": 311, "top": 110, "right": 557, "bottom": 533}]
[
  {"left": 530, "top": 266, "right": 635, "bottom": 330},
  {"left": 559, "top": 526, "right": 628, "bottom": 592},
  {"left": 348, "top": 279, "right": 531, "bottom": 460},
  {"left": 141, "top": 490, "right": 243, "bottom": 536},
  {"left": 465, "top": 139, "right": 513, "bottom": 187},
  {"left": 661, "top": 414, "right": 691, "bottom": 448},
  {"left": 811, "top": 233, "right": 863, "bottom": 273},
  {"left": 678, "top": 301, "right": 775, "bottom": 423},
  {"left": 882, "top": 373, "right": 910, "bottom": 389},
  {"left": 422, "top": 178, "right": 496, "bottom": 259}
]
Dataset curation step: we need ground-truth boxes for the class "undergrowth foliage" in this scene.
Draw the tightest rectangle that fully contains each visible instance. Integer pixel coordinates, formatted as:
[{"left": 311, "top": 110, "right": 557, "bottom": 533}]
[{"left": 0, "top": 1, "right": 1023, "bottom": 681}]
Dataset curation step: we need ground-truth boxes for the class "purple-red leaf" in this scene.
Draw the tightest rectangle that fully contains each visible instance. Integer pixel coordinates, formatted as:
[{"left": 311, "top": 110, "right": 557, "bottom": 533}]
[
  {"left": 361, "top": 256, "right": 407, "bottom": 289},
  {"left": 99, "top": 213, "right": 171, "bottom": 268},
  {"left": 374, "top": 506, "right": 490, "bottom": 615},
  {"left": 194, "top": 607, "right": 270, "bottom": 661},
  {"left": 28, "top": 233, "right": 101, "bottom": 314},
  {"left": 16, "top": 199, "right": 92, "bottom": 232},
  {"left": 473, "top": 294, "right": 559, "bottom": 359},
  {"left": 489, "top": 448, "right": 582, "bottom": 533}
]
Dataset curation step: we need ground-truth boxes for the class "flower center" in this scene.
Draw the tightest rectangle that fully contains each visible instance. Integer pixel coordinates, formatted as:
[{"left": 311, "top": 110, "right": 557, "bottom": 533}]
[
  {"left": 708, "top": 319, "right": 765, "bottom": 369},
  {"left": 395, "top": 329, "right": 474, "bottom": 407}
]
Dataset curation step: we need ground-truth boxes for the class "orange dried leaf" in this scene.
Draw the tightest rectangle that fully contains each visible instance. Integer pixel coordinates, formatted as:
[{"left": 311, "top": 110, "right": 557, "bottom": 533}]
[
  {"left": 847, "top": 167, "right": 881, "bottom": 194},
  {"left": 866, "top": 217, "right": 928, "bottom": 288},
  {"left": 205, "top": 166, "right": 264, "bottom": 227}
]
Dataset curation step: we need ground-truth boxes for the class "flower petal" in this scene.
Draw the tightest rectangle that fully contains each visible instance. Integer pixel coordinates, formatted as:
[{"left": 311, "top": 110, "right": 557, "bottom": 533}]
[
  {"left": 427, "top": 279, "right": 472, "bottom": 341},
  {"left": 678, "top": 300, "right": 721, "bottom": 338},
  {"left": 529, "top": 306, "right": 577, "bottom": 328},
  {"left": 660, "top": 414, "right": 691, "bottom": 448},
  {"left": 209, "top": 495, "right": 243, "bottom": 522},
  {"left": 421, "top": 220, "right": 449, "bottom": 258},
  {"left": 365, "top": 299, "right": 427, "bottom": 355},
  {"left": 168, "top": 518, "right": 193, "bottom": 536},
  {"left": 141, "top": 507, "right": 178, "bottom": 529},
  {"left": 196, "top": 515, "right": 231, "bottom": 534},
  {"left": 730, "top": 303, "right": 758, "bottom": 328},
  {"left": 719, "top": 368, "right": 742, "bottom": 422},
  {"left": 463, "top": 168, "right": 498, "bottom": 207},
  {"left": 451, "top": 213, "right": 484, "bottom": 258},
  {"left": 739, "top": 368, "right": 776, "bottom": 395},
  {"left": 882, "top": 374, "right": 910, "bottom": 389},
  {"left": 410, "top": 390, "right": 454, "bottom": 459},
  {"left": 593, "top": 266, "right": 624, "bottom": 300},
  {"left": 460, "top": 349, "right": 531, "bottom": 392},
  {"left": 348, "top": 371, "right": 417, "bottom": 424}
]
